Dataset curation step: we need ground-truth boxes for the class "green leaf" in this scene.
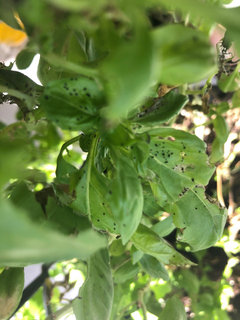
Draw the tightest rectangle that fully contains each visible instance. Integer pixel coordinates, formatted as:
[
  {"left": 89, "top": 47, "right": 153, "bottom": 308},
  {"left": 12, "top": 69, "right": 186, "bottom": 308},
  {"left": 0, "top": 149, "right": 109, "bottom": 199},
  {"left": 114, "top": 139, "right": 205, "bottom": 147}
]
[
  {"left": 159, "top": 296, "right": 187, "bottom": 320},
  {"left": 40, "top": 77, "right": 105, "bottom": 131},
  {"left": 152, "top": 24, "right": 216, "bottom": 85},
  {"left": 0, "top": 268, "right": 24, "bottom": 320},
  {"left": 0, "top": 123, "right": 32, "bottom": 188},
  {"left": 109, "top": 239, "right": 126, "bottom": 257},
  {"left": 134, "top": 91, "right": 188, "bottom": 126},
  {"left": 90, "top": 167, "right": 118, "bottom": 233},
  {"left": 172, "top": 188, "right": 227, "bottom": 251},
  {"left": 114, "top": 260, "right": 139, "bottom": 284},
  {"left": 174, "top": 269, "right": 199, "bottom": 299},
  {"left": 16, "top": 50, "right": 35, "bottom": 70},
  {"left": 56, "top": 137, "right": 79, "bottom": 184},
  {"left": 218, "top": 66, "right": 240, "bottom": 93},
  {"left": 146, "top": 127, "right": 214, "bottom": 191},
  {"left": 131, "top": 224, "right": 195, "bottom": 266},
  {"left": 73, "top": 249, "right": 113, "bottom": 320},
  {"left": 151, "top": 216, "right": 175, "bottom": 237},
  {"left": 145, "top": 292, "right": 162, "bottom": 316},
  {"left": 110, "top": 282, "right": 132, "bottom": 320},
  {"left": 0, "top": 69, "right": 43, "bottom": 111},
  {"left": 108, "top": 155, "right": 143, "bottom": 244},
  {"left": 140, "top": 254, "right": 169, "bottom": 280},
  {"left": 45, "top": 197, "right": 91, "bottom": 234},
  {"left": 210, "top": 115, "right": 229, "bottom": 163},
  {"left": 232, "top": 90, "right": 240, "bottom": 108},
  {"left": 0, "top": 200, "right": 105, "bottom": 266},
  {"left": 101, "top": 22, "right": 155, "bottom": 121},
  {"left": 213, "top": 115, "right": 229, "bottom": 143}
]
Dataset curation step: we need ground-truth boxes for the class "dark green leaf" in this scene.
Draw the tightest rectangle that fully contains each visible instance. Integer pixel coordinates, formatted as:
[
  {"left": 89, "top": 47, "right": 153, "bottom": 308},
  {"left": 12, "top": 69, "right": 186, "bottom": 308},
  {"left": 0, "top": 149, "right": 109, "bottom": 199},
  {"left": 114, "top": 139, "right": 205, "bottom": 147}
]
[
  {"left": 132, "top": 224, "right": 195, "bottom": 266},
  {"left": 0, "top": 268, "right": 24, "bottom": 320},
  {"left": 16, "top": 50, "right": 35, "bottom": 70},
  {"left": 73, "top": 249, "right": 113, "bottom": 320}
]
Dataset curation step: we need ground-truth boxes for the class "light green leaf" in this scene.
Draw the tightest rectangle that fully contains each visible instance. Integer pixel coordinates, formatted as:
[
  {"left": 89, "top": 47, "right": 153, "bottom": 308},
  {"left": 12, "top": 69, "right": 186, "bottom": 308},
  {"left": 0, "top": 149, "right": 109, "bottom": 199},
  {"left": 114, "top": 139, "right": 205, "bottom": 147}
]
[
  {"left": 0, "top": 268, "right": 24, "bottom": 320},
  {"left": 172, "top": 188, "right": 227, "bottom": 251},
  {"left": 152, "top": 24, "right": 216, "bottom": 85},
  {"left": 131, "top": 224, "right": 195, "bottom": 266},
  {"left": 108, "top": 155, "right": 143, "bottom": 244},
  {"left": 160, "top": 296, "right": 187, "bottom": 320},
  {"left": 40, "top": 77, "right": 105, "bottom": 131},
  {"left": 73, "top": 249, "right": 113, "bottom": 320},
  {"left": 0, "top": 200, "right": 105, "bottom": 266},
  {"left": 140, "top": 254, "right": 169, "bottom": 280}
]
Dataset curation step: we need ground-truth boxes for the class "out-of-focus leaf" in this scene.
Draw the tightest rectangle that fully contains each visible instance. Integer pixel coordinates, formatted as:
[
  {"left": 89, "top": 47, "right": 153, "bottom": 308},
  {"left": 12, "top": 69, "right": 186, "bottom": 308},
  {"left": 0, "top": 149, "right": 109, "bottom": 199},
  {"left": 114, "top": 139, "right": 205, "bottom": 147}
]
[
  {"left": 73, "top": 248, "right": 113, "bottom": 320},
  {"left": 114, "top": 260, "right": 139, "bottom": 283},
  {"left": 152, "top": 24, "right": 216, "bottom": 85},
  {"left": 140, "top": 254, "right": 169, "bottom": 280},
  {"left": 174, "top": 269, "right": 200, "bottom": 299},
  {"left": 0, "top": 200, "right": 105, "bottom": 266},
  {"left": 159, "top": 295, "right": 187, "bottom": 320},
  {"left": 0, "top": 268, "right": 24, "bottom": 320},
  {"left": 101, "top": 22, "right": 155, "bottom": 121},
  {"left": 131, "top": 224, "right": 195, "bottom": 266},
  {"left": 0, "top": 123, "right": 32, "bottom": 188}
]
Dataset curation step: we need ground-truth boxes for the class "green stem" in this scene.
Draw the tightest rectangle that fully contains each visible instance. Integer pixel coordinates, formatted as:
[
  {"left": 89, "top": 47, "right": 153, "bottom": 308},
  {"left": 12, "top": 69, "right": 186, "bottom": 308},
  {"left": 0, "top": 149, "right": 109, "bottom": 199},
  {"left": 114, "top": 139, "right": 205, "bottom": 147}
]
[
  {"left": 86, "top": 135, "right": 98, "bottom": 216},
  {"left": 59, "top": 135, "right": 81, "bottom": 155}
]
